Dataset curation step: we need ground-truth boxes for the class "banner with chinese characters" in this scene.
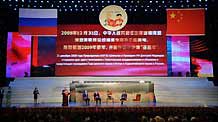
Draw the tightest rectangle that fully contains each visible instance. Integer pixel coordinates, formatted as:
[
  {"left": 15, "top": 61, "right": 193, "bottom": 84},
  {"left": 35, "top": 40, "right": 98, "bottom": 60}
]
[{"left": 56, "top": 24, "right": 167, "bottom": 76}]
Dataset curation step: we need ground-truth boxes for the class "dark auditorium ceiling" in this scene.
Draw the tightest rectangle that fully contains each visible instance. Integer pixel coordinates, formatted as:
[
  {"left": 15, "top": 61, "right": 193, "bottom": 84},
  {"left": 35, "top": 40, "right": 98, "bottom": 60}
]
[{"left": 0, "top": 0, "right": 211, "bottom": 13}]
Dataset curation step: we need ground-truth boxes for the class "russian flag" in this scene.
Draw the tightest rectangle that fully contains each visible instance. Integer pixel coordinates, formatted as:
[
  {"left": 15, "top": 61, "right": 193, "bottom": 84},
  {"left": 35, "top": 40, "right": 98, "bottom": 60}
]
[{"left": 19, "top": 8, "right": 57, "bottom": 36}]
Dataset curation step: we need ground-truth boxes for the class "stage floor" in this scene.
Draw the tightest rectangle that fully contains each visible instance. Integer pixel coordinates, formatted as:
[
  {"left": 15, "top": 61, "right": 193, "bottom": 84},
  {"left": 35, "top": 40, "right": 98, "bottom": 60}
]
[{"left": 2, "top": 101, "right": 215, "bottom": 108}]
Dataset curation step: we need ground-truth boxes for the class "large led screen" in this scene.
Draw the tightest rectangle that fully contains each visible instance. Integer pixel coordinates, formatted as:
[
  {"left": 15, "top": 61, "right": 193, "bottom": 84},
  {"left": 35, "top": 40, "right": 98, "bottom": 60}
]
[
  {"left": 167, "top": 36, "right": 190, "bottom": 76},
  {"left": 6, "top": 32, "right": 31, "bottom": 77},
  {"left": 56, "top": 24, "right": 167, "bottom": 76},
  {"left": 31, "top": 36, "right": 56, "bottom": 77},
  {"left": 190, "top": 37, "right": 213, "bottom": 77}
]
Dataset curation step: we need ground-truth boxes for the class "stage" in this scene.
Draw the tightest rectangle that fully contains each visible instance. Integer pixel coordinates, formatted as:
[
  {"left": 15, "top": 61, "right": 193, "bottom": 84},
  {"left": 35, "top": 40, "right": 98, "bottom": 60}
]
[{"left": 1, "top": 77, "right": 218, "bottom": 108}]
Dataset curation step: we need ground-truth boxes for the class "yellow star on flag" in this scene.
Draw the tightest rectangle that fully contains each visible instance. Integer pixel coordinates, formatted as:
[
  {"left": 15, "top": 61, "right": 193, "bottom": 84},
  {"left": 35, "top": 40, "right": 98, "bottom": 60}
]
[{"left": 170, "top": 12, "right": 176, "bottom": 19}]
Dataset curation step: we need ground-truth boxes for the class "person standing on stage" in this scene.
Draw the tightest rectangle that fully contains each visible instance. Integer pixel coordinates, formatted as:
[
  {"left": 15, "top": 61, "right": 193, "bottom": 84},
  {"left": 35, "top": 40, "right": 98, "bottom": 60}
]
[
  {"left": 33, "top": 87, "right": 40, "bottom": 104},
  {"left": 62, "top": 88, "right": 70, "bottom": 106},
  {"left": 120, "top": 90, "right": 127, "bottom": 105},
  {"left": 0, "top": 88, "right": 4, "bottom": 108},
  {"left": 82, "top": 90, "right": 90, "bottom": 105},
  {"left": 6, "top": 87, "right": 11, "bottom": 107},
  {"left": 94, "top": 90, "right": 101, "bottom": 105}
]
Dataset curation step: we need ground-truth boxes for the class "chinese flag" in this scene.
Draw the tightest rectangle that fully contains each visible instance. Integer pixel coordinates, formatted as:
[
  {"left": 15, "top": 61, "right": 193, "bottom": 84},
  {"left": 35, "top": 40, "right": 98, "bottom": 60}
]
[{"left": 166, "top": 9, "right": 205, "bottom": 36}]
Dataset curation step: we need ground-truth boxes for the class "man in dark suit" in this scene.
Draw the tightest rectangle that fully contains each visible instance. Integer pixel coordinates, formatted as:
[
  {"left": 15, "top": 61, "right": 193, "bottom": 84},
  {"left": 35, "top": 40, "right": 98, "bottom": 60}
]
[
  {"left": 82, "top": 90, "right": 90, "bottom": 105},
  {"left": 94, "top": 91, "right": 101, "bottom": 105},
  {"left": 120, "top": 90, "right": 127, "bottom": 105}
]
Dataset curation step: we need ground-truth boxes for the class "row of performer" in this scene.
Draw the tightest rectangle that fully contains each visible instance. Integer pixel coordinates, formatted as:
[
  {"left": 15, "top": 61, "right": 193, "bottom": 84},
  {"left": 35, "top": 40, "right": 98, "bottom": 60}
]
[
  {"left": 33, "top": 87, "right": 128, "bottom": 106},
  {"left": 62, "top": 89, "right": 128, "bottom": 106}
]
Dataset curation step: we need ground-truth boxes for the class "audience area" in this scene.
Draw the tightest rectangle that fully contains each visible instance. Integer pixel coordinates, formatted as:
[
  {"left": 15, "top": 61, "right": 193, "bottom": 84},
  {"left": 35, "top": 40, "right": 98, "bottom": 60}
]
[{"left": 0, "top": 107, "right": 217, "bottom": 122}]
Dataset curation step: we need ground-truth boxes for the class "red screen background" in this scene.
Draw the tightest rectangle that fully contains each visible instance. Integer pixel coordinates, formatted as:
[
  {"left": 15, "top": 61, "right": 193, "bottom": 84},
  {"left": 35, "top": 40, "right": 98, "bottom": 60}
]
[{"left": 56, "top": 24, "right": 167, "bottom": 76}]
